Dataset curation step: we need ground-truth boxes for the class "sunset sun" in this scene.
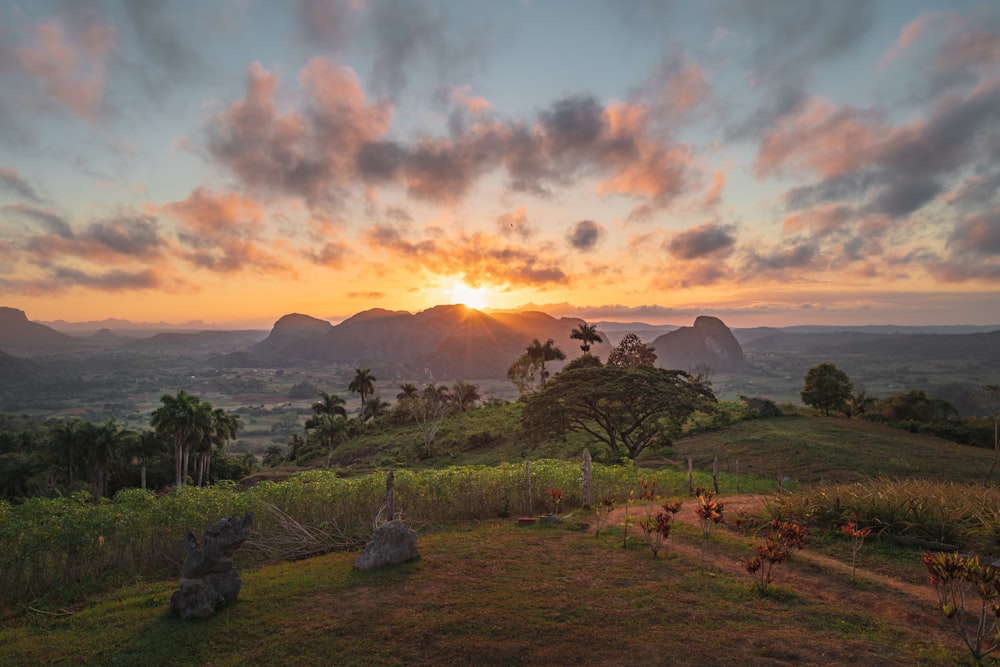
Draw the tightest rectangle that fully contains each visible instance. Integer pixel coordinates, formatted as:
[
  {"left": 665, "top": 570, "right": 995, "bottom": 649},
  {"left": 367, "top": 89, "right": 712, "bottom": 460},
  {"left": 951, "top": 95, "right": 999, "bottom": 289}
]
[{"left": 450, "top": 282, "right": 490, "bottom": 310}]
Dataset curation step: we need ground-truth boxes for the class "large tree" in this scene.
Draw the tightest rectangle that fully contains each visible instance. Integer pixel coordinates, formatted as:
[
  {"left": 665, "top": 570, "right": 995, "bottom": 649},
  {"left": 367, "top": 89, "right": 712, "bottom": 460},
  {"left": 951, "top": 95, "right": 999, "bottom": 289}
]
[
  {"left": 570, "top": 322, "right": 602, "bottom": 355},
  {"left": 522, "top": 365, "right": 716, "bottom": 460},
  {"left": 800, "top": 363, "right": 853, "bottom": 417}
]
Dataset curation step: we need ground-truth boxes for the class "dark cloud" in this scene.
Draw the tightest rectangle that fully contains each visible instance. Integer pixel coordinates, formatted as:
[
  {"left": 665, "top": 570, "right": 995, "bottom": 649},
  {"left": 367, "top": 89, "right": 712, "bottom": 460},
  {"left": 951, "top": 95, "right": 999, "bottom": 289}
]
[
  {"left": 745, "top": 242, "right": 820, "bottom": 272},
  {"left": 296, "top": 0, "right": 361, "bottom": 50},
  {"left": 0, "top": 167, "right": 42, "bottom": 202},
  {"left": 124, "top": 0, "right": 202, "bottom": 77},
  {"left": 947, "top": 210, "right": 1000, "bottom": 257},
  {"left": 496, "top": 208, "right": 533, "bottom": 239},
  {"left": 206, "top": 59, "right": 392, "bottom": 208},
  {"left": 48, "top": 265, "right": 161, "bottom": 291},
  {"left": 721, "top": 0, "right": 875, "bottom": 88},
  {"left": 666, "top": 222, "right": 735, "bottom": 259},
  {"left": 3, "top": 203, "right": 72, "bottom": 237},
  {"left": 365, "top": 0, "right": 491, "bottom": 99},
  {"left": 84, "top": 216, "right": 160, "bottom": 257},
  {"left": 567, "top": 220, "right": 605, "bottom": 251}
]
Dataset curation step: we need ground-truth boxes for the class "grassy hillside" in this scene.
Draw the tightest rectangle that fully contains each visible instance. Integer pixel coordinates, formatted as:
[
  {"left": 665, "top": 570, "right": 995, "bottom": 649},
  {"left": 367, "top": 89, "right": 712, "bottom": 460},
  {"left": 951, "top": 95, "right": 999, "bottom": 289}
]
[
  {"left": 2, "top": 414, "right": 995, "bottom": 665},
  {"left": 673, "top": 414, "right": 995, "bottom": 486}
]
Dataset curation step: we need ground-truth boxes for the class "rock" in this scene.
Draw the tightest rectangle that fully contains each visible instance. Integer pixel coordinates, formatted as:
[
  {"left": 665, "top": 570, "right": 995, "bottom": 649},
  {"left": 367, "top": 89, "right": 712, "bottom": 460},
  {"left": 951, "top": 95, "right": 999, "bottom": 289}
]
[
  {"left": 651, "top": 315, "right": 749, "bottom": 373},
  {"left": 171, "top": 512, "right": 253, "bottom": 619},
  {"left": 353, "top": 520, "right": 420, "bottom": 571}
]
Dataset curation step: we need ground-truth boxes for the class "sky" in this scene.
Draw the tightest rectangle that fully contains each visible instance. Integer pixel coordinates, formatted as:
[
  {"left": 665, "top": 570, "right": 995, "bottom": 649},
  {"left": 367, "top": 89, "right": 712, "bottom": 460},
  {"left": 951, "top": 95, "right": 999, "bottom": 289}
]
[{"left": 0, "top": 0, "right": 998, "bottom": 329}]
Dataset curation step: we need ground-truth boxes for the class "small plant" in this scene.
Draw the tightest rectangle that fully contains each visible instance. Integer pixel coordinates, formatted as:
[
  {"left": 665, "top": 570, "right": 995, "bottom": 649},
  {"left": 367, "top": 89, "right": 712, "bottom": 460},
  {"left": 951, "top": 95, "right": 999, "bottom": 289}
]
[
  {"left": 840, "top": 516, "right": 872, "bottom": 580},
  {"left": 594, "top": 496, "right": 615, "bottom": 538},
  {"left": 694, "top": 486, "right": 725, "bottom": 571},
  {"left": 742, "top": 519, "right": 808, "bottom": 594},
  {"left": 546, "top": 488, "right": 563, "bottom": 515},
  {"left": 622, "top": 489, "right": 636, "bottom": 548},
  {"left": 638, "top": 500, "right": 682, "bottom": 558},
  {"left": 921, "top": 551, "right": 1000, "bottom": 664}
]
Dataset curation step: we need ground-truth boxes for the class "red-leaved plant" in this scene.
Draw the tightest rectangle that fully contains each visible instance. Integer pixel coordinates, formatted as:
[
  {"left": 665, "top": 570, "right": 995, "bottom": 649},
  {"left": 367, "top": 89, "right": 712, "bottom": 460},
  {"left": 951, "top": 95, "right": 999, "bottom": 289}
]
[
  {"left": 694, "top": 486, "right": 725, "bottom": 572},
  {"left": 742, "top": 519, "right": 808, "bottom": 594},
  {"left": 841, "top": 516, "right": 872, "bottom": 580},
  {"left": 921, "top": 551, "right": 1000, "bottom": 664},
  {"left": 638, "top": 500, "right": 683, "bottom": 558},
  {"left": 546, "top": 488, "right": 563, "bottom": 515}
]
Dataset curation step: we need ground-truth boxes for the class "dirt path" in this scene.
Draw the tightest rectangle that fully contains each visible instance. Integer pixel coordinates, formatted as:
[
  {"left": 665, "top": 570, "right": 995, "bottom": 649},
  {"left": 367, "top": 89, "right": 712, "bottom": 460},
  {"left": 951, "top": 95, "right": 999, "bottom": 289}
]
[{"left": 594, "top": 494, "right": 952, "bottom": 646}]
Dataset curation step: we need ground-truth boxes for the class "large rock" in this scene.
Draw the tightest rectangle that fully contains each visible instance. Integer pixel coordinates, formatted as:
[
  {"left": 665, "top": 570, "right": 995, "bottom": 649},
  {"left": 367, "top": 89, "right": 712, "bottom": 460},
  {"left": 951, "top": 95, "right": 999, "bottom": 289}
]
[
  {"left": 353, "top": 520, "right": 420, "bottom": 571},
  {"left": 171, "top": 512, "right": 253, "bottom": 619},
  {"left": 651, "top": 315, "right": 749, "bottom": 373}
]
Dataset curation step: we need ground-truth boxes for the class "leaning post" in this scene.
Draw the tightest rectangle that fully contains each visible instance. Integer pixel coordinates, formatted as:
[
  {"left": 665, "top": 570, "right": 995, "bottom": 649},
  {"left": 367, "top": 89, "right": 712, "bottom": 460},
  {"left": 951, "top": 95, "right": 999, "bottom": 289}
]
[{"left": 582, "top": 449, "right": 593, "bottom": 510}]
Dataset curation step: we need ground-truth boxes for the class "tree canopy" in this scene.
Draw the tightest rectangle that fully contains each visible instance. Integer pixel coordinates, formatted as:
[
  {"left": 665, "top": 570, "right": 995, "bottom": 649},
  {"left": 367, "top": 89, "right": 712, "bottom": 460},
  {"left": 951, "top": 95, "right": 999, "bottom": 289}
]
[
  {"left": 800, "top": 363, "right": 853, "bottom": 417},
  {"left": 606, "top": 332, "right": 657, "bottom": 368},
  {"left": 521, "top": 364, "right": 716, "bottom": 460}
]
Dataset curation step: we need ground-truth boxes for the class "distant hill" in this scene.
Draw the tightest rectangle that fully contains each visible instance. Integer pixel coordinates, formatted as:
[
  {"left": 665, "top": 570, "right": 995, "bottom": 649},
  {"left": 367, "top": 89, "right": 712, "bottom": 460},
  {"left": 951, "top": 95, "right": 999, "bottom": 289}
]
[
  {"left": 0, "top": 348, "right": 41, "bottom": 387},
  {"left": 0, "top": 307, "right": 76, "bottom": 350},
  {"left": 651, "top": 315, "right": 750, "bottom": 373},
  {"left": 222, "top": 305, "right": 613, "bottom": 379}
]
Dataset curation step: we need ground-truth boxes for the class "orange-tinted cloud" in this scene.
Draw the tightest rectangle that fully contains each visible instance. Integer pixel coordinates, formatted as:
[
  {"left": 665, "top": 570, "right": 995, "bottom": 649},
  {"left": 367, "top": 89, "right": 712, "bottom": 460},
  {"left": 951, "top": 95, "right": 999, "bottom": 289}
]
[
  {"left": 365, "top": 225, "right": 567, "bottom": 287},
  {"left": 13, "top": 10, "right": 116, "bottom": 121},
  {"left": 755, "top": 99, "right": 883, "bottom": 179},
  {"left": 162, "top": 187, "right": 295, "bottom": 275},
  {"left": 206, "top": 58, "right": 392, "bottom": 207}
]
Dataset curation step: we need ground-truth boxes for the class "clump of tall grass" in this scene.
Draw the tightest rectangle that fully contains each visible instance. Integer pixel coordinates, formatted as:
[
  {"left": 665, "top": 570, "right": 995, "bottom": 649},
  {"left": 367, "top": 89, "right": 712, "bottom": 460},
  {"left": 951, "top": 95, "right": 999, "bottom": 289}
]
[{"left": 761, "top": 477, "right": 1000, "bottom": 552}]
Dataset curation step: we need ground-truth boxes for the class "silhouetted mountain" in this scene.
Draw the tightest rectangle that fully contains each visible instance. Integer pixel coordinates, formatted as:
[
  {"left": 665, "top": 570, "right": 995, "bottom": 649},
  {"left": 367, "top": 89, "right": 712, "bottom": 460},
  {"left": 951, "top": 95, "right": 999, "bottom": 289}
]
[
  {"left": 0, "top": 307, "right": 76, "bottom": 350},
  {"left": 127, "top": 330, "right": 268, "bottom": 351},
  {"left": 651, "top": 316, "right": 749, "bottom": 372},
  {"left": 229, "top": 305, "right": 612, "bottom": 379}
]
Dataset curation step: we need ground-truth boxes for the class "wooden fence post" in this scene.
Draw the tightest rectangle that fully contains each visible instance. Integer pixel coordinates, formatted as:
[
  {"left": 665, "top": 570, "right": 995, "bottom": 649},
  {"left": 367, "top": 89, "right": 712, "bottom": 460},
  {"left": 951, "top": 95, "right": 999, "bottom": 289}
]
[
  {"left": 386, "top": 470, "right": 395, "bottom": 521},
  {"left": 582, "top": 449, "right": 592, "bottom": 509}
]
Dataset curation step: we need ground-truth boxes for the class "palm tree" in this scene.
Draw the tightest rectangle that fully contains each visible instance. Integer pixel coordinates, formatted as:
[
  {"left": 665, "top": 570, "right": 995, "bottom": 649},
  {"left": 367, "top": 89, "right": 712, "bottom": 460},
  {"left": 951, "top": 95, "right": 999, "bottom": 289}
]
[
  {"left": 397, "top": 383, "right": 419, "bottom": 401},
  {"left": 570, "top": 322, "right": 602, "bottom": 355},
  {"left": 451, "top": 381, "right": 481, "bottom": 412},
  {"left": 49, "top": 419, "right": 85, "bottom": 490},
  {"left": 362, "top": 395, "right": 390, "bottom": 423},
  {"left": 527, "top": 338, "right": 566, "bottom": 386},
  {"left": 130, "top": 429, "right": 166, "bottom": 490},
  {"left": 348, "top": 368, "right": 377, "bottom": 414},
  {"left": 312, "top": 391, "right": 347, "bottom": 418},
  {"left": 151, "top": 389, "right": 201, "bottom": 486},
  {"left": 307, "top": 412, "right": 348, "bottom": 468},
  {"left": 86, "top": 419, "right": 126, "bottom": 501}
]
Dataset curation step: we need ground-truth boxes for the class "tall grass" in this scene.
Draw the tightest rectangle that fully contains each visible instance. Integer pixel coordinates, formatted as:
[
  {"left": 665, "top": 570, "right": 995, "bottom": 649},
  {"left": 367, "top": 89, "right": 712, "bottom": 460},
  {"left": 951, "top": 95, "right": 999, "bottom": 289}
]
[
  {"left": 762, "top": 478, "right": 1000, "bottom": 552},
  {"left": 0, "top": 460, "right": 695, "bottom": 609}
]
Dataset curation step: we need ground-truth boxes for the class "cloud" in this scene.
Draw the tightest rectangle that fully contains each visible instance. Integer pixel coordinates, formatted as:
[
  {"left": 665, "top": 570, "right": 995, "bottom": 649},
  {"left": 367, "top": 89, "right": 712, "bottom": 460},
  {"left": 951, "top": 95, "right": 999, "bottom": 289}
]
[
  {"left": 496, "top": 208, "right": 533, "bottom": 239},
  {"left": 365, "top": 0, "right": 490, "bottom": 99},
  {"left": 206, "top": 59, "right": 393, "bottom": 207},
  {"left": 365, "top": 225, "right": 567, "bottom": 287},
  {"left": 947, "top": 210, "right": 1000, "bottom": 257},
  {"left": 162, "top": 187, "right": 294, "bottom": 275},
  {"left": 206, "top": 65, "right": 698, "bottom": 218},
  {"left": 744, "top": 242, "right": 820, "bottom": 273},
  {"left": 879, "top": 13, "right": 935, "bottom": 69},
  {"left": 666, "top": 222, "right": 736, "bottom": 260},
  {"left": 3, "top": 203, "right": 71, "bottom": 237},
  {"left": 782, "top": 204, "right": 853, "bottom": 237},
  {"left": 566, "top": 220, "right": 605, "bottom": 251},
  {"left": 725, "top": 0, "right": 875, "bottom": 88},
  {"left": 10, "top": 7, "right": 117, "bottom": 122},
  {"left": 123, "top": 0, "right": 202, "bottom": 77},
  {"left": 763, "top": 77, "right": 1000, "bottom": 229},
  {"left": 630, "top": 52, "right": 712, "bottom": 126},
  {"left": 0, "top": 168, "right": 43, "bottom": 202},
  {"left": 296, "top": 0, "right": 362, "bottom": 50}
]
